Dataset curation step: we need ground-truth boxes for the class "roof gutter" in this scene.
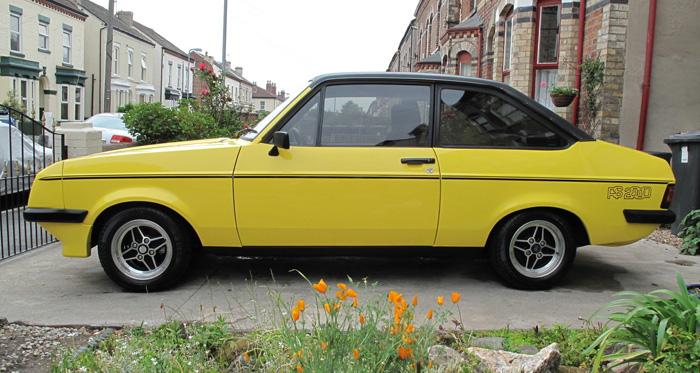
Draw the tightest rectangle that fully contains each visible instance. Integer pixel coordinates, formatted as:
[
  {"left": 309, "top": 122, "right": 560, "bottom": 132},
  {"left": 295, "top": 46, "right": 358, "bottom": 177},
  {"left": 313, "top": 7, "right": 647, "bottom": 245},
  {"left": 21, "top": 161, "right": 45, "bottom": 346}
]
[{"left": 636, "top": 0, "right": 658, "bottom": 150}]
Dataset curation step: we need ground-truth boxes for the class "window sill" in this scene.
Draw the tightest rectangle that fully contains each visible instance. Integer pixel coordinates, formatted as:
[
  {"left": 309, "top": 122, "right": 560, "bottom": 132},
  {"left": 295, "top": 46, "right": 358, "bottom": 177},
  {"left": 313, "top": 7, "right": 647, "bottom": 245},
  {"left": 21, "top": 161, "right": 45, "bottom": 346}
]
[
  {"left": 10, "top": 51, "right": 25, "bottom": 58},
  {"left": 38, "top": 48, "right": 51, "bottom": 54},
  {"left": 62, "top": 62, "right": 73, "bottom": 68}
]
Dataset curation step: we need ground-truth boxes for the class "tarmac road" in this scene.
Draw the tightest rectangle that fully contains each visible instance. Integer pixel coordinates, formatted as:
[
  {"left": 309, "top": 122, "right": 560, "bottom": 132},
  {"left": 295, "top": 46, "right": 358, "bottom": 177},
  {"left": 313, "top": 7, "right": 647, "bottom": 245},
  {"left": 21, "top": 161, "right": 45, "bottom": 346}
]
[{"left": 1, "top": 239, "right": 699, "bottom": 331}]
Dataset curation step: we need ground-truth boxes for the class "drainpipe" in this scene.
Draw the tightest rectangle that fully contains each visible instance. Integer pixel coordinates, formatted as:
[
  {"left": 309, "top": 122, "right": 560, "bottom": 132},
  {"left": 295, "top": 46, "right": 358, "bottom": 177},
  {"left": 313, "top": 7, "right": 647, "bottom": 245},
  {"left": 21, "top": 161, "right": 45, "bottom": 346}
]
[
  {"left": 636, "top": 0, "right": 658, "bottom": 150},
  {"left": 478, "top": 28, "right": 482, "bottom": 78},
  {"left": 572, "top": 0, "right": 586, "bottom": 126}
]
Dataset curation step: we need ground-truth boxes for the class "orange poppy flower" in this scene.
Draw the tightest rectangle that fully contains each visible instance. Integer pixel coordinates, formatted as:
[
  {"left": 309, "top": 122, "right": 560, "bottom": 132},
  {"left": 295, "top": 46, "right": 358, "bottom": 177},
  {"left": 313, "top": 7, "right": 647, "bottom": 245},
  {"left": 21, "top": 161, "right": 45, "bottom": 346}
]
[
  {"left": 336, "top": 291, "right": 347, "bottom": 301},
  {"left": 324, "top": 303, "right": 331, "bottom": 314},
  {"left": 359, "top": 314, "right": 365, "bottom": 324},
  {"left": 398, "top": 346, "right": 413, "bottom": 359},
  {"left": 412, "top": 295, "right": 418, "bottom": 306},
  {"left": 346, "top": 289, "right": 358, "bottom": 298},
  {"left": 426, "top": 309, "right": 433, "bottom": 319},
  {"left": 313, "top": 279, "right": 328, "bottom": 293},
  {"left": 296, "top": 365, "right": 303, "bottom": 372},
  {"left": 297, "top": 300, "right": 305, "bottom": 312},
  {"left": 353, "top": 349, "right": 359, "bottom": 359},
  {"left": 352, "top": 298, "right": 358, "bottom": 307},
  {"left": 292, "top": 306, "right": 300, "bottom": 321},
  {"left": 333, "top": 304, "right": 342, "bottom": 311},
  {"left": 244, "top": 352, "right": 250, "bottom": 361},
  {"left": 321, "top": 342, "right": 327, "bottom": 350},
  {"left": 337, "top": 283, "right": 347, "bottom": 291},
  {"left": 437, "top": 296, "right": 444, "bottom": 306},
  {"left": 451, "top": 292, "right": 461, "bottom": 303}
]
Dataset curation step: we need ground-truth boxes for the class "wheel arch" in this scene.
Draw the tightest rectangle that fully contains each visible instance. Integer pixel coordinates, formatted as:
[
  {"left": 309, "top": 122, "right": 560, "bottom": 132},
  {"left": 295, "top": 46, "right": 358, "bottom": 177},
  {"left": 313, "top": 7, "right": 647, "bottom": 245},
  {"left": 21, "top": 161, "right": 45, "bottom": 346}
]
[
  {"left": 90, "top": 202, "right": 202, "bottom": 250},
  {"left": 485, "top": 207, "right": 590, "bottom": 251}
]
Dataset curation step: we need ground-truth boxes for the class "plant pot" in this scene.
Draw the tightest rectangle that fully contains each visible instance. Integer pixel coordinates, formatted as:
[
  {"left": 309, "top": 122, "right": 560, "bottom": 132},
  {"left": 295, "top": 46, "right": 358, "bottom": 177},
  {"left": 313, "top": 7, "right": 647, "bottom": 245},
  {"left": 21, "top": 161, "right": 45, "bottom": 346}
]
[
  {"left": 687, "top": 284, "right": 700, "bottom": 298},
  {"left": 550, "top": 93, "right": 576, "bottom": 107}
]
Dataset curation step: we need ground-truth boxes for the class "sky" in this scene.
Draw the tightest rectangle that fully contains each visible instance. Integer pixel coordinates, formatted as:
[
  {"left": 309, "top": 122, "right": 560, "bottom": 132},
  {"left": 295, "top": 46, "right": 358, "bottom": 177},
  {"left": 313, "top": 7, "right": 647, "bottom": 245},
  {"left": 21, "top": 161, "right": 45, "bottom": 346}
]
[{"left": 91, "top": 0, "right": 418, "bottom": 96}]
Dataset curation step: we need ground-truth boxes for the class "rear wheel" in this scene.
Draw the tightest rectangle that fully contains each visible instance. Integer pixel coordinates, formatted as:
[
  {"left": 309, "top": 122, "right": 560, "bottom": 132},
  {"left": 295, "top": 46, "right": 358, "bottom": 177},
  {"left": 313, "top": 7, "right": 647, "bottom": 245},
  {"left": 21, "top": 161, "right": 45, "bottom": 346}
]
[
  {"left": 490, "top": 211, "right": 576, "bottom": 290},
  {"left": 97, "top": 207, "right": 192, "bottom": 292}
]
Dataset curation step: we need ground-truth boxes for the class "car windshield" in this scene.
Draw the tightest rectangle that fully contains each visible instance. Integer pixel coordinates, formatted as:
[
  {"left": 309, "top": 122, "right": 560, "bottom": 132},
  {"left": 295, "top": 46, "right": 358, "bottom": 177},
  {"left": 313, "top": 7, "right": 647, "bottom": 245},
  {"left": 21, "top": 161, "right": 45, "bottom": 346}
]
[
  {"left": 87, "top": 115, "right": 126, "bottom": 130},
  {"left": 240, "top": 88, "right": 307, "bottom": 141}
]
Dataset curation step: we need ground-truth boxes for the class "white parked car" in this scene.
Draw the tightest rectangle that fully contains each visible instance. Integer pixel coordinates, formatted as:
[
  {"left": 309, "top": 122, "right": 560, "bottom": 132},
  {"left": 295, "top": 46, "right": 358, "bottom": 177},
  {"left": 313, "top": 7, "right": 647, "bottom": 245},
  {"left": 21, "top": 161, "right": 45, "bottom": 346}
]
[
  {"left": 1, "top": 123, "right": 54, "bottom": 196},
  {"left": 85, "top": 113, "right": 136, "bottom": 144}
]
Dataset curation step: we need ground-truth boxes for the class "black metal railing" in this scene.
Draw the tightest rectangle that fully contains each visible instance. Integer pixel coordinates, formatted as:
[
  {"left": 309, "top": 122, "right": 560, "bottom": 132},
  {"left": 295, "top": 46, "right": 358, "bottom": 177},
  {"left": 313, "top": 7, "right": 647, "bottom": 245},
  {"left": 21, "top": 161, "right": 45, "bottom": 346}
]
[{"left": 1, "top": 104, "right": 67, "bottom": 260}]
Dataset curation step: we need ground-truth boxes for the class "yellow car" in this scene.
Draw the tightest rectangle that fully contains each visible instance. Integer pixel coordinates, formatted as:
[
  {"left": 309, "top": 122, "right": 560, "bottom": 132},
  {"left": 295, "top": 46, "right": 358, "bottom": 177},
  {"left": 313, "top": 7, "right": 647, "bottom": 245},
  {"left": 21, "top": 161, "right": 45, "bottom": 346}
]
[{"left": 24, "top": 73, "right": 675, "bottom": 291}]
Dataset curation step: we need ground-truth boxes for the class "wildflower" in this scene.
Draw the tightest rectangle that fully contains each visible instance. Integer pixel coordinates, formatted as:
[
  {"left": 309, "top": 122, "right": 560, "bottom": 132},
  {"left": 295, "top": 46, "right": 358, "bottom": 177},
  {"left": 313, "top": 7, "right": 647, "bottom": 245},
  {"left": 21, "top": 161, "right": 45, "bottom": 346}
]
[
  {"left": 352, "top": 298, "right": 358, "bottom": 307},
  {"left": 313, "top": 279, "right": 328, "bottom": 293},
  {"left": 346, "top": 289, "right": 358, "bottom": 298},
  {"left": 337, "top": 283, "right": 347, "bottom": 291},
  {"left": 406, "top": 324, "right": 415, "bottom": 333},
  {"left": 451, "top": 292, "right": 461, "bottom": 303},
  {"left": 321, "top": 342, "right": 327, "bottom": 350},
  {"left": 297, "top": 299, "right": 305, "bottom": 312},
  {"left": 244, "top": 352, "right": 250, "bottom": 361},
  {"left": 292, "top": 306, "right": 300, "bottom": 321},
  {"left": 412, "top": 295, "right": 417, "bottom": 306},
  {"left": 437, "top": 296, "right": 444, "bottom": 306},
  {"left": 353, "top": 349, "right": 359, "bottom": 359},
  {"left": 398, "top": 346, "right": 413, "bottom": 359},
  {"left": 429, "top": 361, "right": 434, "bottom": 369},
  {"left": 359, "top": 314, "right": 365, "bottom": 324},
  {"left": 427, "top": 309, "right": 433, "bottom": 319},
  {"left": 333, "top": 304, "right": 342, "bottom": 311},
  {"left": 388, "top": 291, "right": 401, "bottom": 304},
  {"left": 324, "top": 303, "right": 331, "bottom": 314},
  {"left": 297, "top": 365, "right": 303, "bottom": 372},
  {"left": 336, "top": 291, "right": 347, "bottom": 301}
]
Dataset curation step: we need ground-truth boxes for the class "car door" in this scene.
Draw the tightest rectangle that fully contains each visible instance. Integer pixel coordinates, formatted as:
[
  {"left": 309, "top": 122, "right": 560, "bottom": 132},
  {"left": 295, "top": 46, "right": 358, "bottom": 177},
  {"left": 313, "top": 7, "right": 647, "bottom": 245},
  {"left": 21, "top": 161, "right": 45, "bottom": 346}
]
[{"left": 234, "top": 83, "right": 440, "bottom": 247}]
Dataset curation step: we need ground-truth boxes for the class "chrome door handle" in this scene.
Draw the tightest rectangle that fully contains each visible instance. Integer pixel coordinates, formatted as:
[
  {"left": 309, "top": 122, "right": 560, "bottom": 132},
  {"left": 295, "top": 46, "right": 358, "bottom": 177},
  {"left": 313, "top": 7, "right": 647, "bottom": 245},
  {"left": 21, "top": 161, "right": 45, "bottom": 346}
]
[{"left": 401, "top": 158, "right": 435, "bottom": 165}]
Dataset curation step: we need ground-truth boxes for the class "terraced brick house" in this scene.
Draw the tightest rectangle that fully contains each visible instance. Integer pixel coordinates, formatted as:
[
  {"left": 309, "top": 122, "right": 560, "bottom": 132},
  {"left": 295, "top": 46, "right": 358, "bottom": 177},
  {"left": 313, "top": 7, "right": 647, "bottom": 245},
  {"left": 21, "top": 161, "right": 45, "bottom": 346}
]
[{"left": 388, "top": 0, "right": 699, "bottom": 152}]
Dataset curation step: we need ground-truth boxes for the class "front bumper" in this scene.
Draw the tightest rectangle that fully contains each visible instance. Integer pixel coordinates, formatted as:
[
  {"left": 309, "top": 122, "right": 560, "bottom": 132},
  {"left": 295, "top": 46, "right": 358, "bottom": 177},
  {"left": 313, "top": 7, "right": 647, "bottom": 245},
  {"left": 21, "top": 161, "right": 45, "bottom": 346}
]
[
  {"left": 24, "top": 208, "right": 88, "bottom": 223},
  {"left": 623, "top": 209, "right": 676, "bottom": 224}
]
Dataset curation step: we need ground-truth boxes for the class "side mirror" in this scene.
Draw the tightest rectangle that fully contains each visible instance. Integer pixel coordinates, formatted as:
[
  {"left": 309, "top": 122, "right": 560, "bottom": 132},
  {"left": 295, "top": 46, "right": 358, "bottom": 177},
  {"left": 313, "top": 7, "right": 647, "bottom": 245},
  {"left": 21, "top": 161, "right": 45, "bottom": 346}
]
[{"left": 269, "top": 131, "right": 290, "bottom": 156}]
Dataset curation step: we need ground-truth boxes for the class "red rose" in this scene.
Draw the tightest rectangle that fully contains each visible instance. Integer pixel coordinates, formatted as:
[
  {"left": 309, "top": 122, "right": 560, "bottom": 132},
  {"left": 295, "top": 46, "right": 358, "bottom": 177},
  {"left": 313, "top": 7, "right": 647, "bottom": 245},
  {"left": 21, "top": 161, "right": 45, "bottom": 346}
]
[{"left": 198, "top": 63, "right": 206, "bottom": 71}]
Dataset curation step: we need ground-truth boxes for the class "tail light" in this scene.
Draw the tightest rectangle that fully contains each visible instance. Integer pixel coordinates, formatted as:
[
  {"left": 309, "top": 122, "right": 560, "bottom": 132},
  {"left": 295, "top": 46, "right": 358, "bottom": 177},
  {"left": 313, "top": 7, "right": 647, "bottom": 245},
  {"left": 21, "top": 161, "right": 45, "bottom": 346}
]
[
  {"left": 110, "top": 135, "right": 133, "bottom": 144},
  {"left": 661, "top": 184, "right": 674, "bottom": 209}
]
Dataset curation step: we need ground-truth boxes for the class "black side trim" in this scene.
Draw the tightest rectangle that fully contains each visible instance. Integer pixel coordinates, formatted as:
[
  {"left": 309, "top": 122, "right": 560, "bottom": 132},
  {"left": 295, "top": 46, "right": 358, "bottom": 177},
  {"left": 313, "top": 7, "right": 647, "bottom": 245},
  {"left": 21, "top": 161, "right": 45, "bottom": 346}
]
[
  {"left": 401, "top": 158, "right": 436, "bottom": 164},
  {"left": 23, "top": 208, "right": 88, "bottom": 223},
  {"left": 623, "top": 209, "right": 676, "bottom": 224}
]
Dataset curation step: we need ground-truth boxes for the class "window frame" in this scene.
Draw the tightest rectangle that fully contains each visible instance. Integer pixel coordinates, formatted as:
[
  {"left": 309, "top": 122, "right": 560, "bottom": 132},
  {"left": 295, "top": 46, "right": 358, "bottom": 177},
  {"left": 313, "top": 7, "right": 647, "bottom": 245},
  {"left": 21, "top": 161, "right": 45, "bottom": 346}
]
[
  {"left": 531, "top": 0, "right": 562, "bottom": 102},
  {"left": 10, "top": 11, "right": 22, "bottom": 53},
  {"left": 127, "top": 49, "right": 133, "bottom": 78},
  {"left": 433, "top": 84, "right": 572, "bottom": 150},
  {"left": 38, "top": 21, "right": 49, "bottom": 51},
  {"left": 140, "top": 54, "right": 147, "bottom": 81},
  {"left": 113, "top": 44, "right": 120, "bottom": 75},
  {"left": 62, "top": 29, "right": 72, "bottom": 64},
  {"left": 60, "top": 85, "right": 69, "bottom": 120},
  {"left": 74, "top": 86, "right": 82, "bottom": 120},
  {"left": 167, "top": 61, "right": 173, "bottom": 87},
  {"left": 502, "top": 9, "right": 514, "bottom": 83}
]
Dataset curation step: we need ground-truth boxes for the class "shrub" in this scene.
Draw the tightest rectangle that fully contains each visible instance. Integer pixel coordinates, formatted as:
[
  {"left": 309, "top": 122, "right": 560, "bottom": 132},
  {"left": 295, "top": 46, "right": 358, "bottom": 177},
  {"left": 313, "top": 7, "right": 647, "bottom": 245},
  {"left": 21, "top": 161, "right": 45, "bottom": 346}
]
[
  {"left": 584, "top": 272, "right": 700, "bottom": 372},
  {"left": 679, "top": 209, "right": 700, "bottom": 255},
  {"left": 116, "top": 102, "right": 135, "bottom": 113}
]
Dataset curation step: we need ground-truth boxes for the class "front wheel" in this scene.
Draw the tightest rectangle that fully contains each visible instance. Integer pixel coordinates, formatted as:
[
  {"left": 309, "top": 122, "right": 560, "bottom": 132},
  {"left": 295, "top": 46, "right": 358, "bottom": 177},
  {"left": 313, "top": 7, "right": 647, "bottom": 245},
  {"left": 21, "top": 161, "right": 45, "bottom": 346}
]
[
  {"left": 97, "top": 207, "right": 192, "bottom": 292},
  {"left": 489, "top": 211, "right": 576, "bottom": 290}
]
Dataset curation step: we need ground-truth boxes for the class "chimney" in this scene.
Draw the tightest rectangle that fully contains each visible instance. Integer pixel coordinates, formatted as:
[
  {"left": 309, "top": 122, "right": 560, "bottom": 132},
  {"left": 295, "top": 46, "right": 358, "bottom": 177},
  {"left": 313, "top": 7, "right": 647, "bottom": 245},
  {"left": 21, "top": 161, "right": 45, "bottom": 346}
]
[
  {"left": 225, "top": 61, "right": 232, "bottom": 71},
  {"left": 115, "top": 11, "right": 134, "bottom": 27},
  {"left": 234, "top": 67, "right": 243, "bottom": 77},
  {"left": 279, "top": 90, "right": 286, "bottom": 101},
  {"left": 266, "top": 81, "right": 277, "bottom": 95}
]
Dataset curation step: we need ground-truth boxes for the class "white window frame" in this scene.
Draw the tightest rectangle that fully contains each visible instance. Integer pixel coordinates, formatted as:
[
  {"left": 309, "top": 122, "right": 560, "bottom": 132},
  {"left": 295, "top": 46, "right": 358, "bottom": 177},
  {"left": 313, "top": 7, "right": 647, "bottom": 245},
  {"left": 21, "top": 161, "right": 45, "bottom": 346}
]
[
  {"left": 10, "top": 11, "right": 22, "bottom": 53},
  {"left": 60, "top": 85, "right": 69, "bottom": 120},
  {"left": 63, "top": 30, "right": 72, "bottom": 64},
  {"left": 74, "top": 86, "right": 83, "bottom": 120},
  {"left": 140, "top": 54, "right": 147, "bottom": 81},
  {"left": 176, "top": 64, "right": 182, "bottom": 89},
  {"left": 503, "top": 16, "right": 513, "bottom": 72},
  {"left": 19, "top": 79, "right": 29, "bottom": 110},
  {"left": 113, "top": 44, "right": 120, "bottom": 75},
  {"left": 167, "top": 61, "right": 173, "bottom": 87},
  {"left": 39, "top": 21, "right": 49, "bottom": 50},
  {"left": 127, "top": 49, "right": 133, "bottom": 78}
]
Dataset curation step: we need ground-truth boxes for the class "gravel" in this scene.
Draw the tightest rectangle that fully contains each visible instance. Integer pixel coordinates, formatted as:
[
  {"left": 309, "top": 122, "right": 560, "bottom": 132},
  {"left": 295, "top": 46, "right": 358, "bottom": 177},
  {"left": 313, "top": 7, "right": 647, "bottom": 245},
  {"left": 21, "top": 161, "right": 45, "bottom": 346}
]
[
  {"left": 0, "top": 319, "right": 100, "bottom": 372},
  {"left": 646, "top": 227, "right": 683, "bottom": 248}
]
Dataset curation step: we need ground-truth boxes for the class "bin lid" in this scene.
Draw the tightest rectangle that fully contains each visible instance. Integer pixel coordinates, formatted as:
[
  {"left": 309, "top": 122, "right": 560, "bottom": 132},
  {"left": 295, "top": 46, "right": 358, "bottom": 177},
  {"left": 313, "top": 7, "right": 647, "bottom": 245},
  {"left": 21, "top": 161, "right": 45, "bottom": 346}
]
[{"left": 664, "top": 131, "right": 700, "bottom": 144}]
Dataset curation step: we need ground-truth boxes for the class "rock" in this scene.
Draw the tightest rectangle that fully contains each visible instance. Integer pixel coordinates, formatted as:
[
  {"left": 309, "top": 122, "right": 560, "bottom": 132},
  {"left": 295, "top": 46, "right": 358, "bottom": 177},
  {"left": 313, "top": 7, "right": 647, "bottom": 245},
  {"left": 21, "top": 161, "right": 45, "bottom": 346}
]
[
  {"left": 516, "top": 344, "right": 540, "bottom": 355},
  {"left": 467, "top": 343, "right": 561, "bottom": 373},
  {"left": 471, "top": 337, "right": 505, "bottom": 350},
  {"left": 428, "top": 345, "right": 467, "bottom": 372}
]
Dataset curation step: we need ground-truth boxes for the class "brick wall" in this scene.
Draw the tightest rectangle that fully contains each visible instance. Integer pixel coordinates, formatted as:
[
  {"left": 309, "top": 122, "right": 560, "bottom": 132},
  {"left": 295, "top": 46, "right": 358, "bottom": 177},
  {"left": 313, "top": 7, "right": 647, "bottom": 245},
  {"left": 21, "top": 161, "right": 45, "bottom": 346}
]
[{"left": 509, "top": 7, "right": 536, "bottom": 94}]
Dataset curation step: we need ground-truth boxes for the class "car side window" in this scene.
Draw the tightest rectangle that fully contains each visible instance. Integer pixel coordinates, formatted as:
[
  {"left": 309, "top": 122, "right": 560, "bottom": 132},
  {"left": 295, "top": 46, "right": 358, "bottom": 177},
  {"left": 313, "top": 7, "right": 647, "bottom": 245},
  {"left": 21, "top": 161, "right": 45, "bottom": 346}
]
[
  {"left": 321, "top": 84, "right": 431, "bottom": 147},
  {"left": 438, "top": 88, "right": 567, "bottom": 148},
  {"left": 276, "top": 93, "right": 320, "bottom": 146}
]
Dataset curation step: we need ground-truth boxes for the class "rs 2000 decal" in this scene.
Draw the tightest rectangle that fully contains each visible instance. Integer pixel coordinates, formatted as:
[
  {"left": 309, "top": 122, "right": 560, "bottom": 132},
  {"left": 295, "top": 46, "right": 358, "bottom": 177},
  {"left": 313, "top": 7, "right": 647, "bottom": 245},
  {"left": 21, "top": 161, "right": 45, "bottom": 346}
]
[{"left": 607, "top": 186, "right": 652, "bottom": 200}]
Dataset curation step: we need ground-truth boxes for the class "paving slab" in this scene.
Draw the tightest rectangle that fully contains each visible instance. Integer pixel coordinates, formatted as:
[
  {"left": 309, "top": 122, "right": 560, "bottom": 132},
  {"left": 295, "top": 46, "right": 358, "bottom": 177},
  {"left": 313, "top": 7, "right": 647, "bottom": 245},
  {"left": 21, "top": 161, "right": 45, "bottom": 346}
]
[{"left": 0, "top": 240, "right": 698, "bottom": 331}]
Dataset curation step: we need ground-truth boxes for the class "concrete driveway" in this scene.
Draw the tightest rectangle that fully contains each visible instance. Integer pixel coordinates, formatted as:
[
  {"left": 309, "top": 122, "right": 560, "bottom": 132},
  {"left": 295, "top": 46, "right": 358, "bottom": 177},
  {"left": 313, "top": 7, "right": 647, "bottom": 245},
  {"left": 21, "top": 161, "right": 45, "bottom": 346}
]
[{"left": 1, "top": 239, "right": 698, "bottom": 330}]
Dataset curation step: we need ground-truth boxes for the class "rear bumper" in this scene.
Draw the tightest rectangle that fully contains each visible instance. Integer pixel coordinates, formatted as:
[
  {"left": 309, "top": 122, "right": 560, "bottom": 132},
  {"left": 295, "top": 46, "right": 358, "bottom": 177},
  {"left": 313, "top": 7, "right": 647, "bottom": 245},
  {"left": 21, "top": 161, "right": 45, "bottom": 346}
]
[
  {"left": 623, "top": 209, "right": 676, "bottom": 224},
  {"left": 24, "top": 208, "right": 88, "bottom": 223}
]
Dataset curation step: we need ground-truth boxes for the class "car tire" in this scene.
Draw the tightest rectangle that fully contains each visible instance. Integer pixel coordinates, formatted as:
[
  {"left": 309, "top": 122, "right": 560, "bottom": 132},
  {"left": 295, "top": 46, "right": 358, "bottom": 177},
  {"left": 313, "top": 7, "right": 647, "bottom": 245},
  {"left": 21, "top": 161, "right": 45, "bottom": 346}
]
[
  {"left": 489, "top": 211, "right": 576, "bottom": 290},
  {"left": 97, "top": 207, "right": 192, "bottom": 292}
]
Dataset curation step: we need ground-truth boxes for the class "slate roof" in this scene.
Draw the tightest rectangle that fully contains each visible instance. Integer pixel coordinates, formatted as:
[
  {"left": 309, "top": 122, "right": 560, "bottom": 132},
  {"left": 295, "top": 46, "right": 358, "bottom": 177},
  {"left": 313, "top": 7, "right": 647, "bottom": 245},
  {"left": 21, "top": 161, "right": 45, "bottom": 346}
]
[
  {"left": 47, "top": 0, "right": 89, "bottom": 18},
  {"left": 132, "top": 21, "right": 188, "bottom": 59},
  {"left": 417, "top": 52, "right": 442, "bottom": 65},
  {"left": 252, "top": 86, "right": 278, "bottom": 99},
  {"left": 77, "top": 0, "right": 154, "bottom": 46},
  {"left": 453, "top": 13, "right": 482, "bottom": 29}
]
